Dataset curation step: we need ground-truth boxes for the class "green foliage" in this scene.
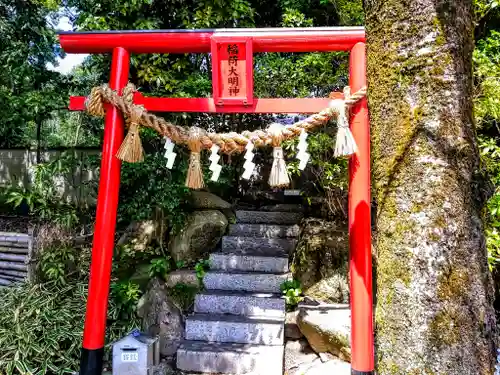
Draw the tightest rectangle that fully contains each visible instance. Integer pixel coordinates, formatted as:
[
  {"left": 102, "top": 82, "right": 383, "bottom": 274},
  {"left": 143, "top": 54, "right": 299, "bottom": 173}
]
[
  {"left": 479, "top": 136, "right": 500, "bottom": 187},
  {"left": 330, "top": 0, "right": 364, "bottom": 25},
  {"left": 112, "top": 243, "right": 164, "bottom": 282},
  {"left": 67, "top": 0, "right": 356, "bottom": 140},
  {"left": 285, "top": 130, "right": 348, "bottom": 217},
  {"left": 6, "top": 0, "right": 500, "bottom": 370},
  {"left": 42, "top": 111, "right": 103, "bottom": 148},
  {"left": 280, "top": 279, "right": 303, "bottom": 310},
  {"left": 109, "top": 280, "right": 142, "bottom": 320},
  {"left": 4, "top": 185, "right": 79, "bottom": 228},
  {"left": 38, "top": 245, "right": 77, "bottom": 286},
  {"left": 474, "top": 0, "right": 499, "bottom": 21},
  {"left": 485, "top": 184, "right": 500, "bottom": 270},
  {"left": 474, "top": 11, "right": 500, "bottom": 272},
  {"left": 183, "top": 0, "right": 256, "bottom": 28},
  {"left": 286, "top": 131, "right": 347, "bottom": 191},
  {"left": 277, "top": 0, "right": 363, "bottom": 26},
  {"left": 34, "top": 242, "right": 144, "bottom": 325},
  {"left": 195, "top": 258, "right": 211, "bottom": 282},
  {"left": 0, "top": 282, "right": 85, "bottom": 375},
  {"left": 119, "top": 153, "right": 190, "bottom": 230},
  {"left": 5, "top": 187, "right": 43, "bottom": 213},
  {"left": 282, "top": 8, "right": 314, "bottom": 27},
  {"left": 488, "top": 191, "right": 500, "bottom": 218},
  {"left": 112, "top": 244, "right": 141, "bottom": 279},
  {"left": 30, "top": 0, "right": 362, "bottom": 223},
  {"left": 0, "top": 0, "right": 67, "bottom": 148},
  {"left": 254, "top": 52, "right": 348, "bottom": 98},
  {"left": 0, "top": 276, "right": 139, "bottom": 375},
  {"left": 474, "top": 30, "right": 500, "bottom": 126},
  {"left": 148, "top": 257, "right": 172, "bottom": 280},
  {"left": 487, "top": 227, "right": 500, "bottom": 268}
]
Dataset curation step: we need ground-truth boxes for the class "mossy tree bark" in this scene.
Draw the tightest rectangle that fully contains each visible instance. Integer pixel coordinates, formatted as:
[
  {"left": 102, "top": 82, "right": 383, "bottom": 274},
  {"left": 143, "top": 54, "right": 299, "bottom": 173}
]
[{"left": 363, "top": 0, "right": 497, "bottom": 373}]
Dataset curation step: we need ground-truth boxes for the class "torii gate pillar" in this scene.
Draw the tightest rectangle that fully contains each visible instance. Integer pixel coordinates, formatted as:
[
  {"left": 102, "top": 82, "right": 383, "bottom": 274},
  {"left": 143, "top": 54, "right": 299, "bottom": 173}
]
[
  {"left": 349, "top": 41, "right": 374, "bottom": 374},
  {"left": 79, "top": 47, "right": 130, "bottom": 375}
]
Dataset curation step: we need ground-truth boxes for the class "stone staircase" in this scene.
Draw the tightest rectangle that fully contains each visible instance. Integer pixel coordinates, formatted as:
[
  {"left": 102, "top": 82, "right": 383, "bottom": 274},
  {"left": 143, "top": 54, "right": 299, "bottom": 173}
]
[{"left": 177, "top": 208, "right": 303, "bottom": 375}]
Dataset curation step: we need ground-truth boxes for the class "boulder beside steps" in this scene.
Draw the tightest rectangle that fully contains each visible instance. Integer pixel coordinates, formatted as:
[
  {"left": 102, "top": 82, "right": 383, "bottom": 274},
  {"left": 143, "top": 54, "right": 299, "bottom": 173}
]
[{"left": 176, "top": 209, "right": 303, "bottom": 374}]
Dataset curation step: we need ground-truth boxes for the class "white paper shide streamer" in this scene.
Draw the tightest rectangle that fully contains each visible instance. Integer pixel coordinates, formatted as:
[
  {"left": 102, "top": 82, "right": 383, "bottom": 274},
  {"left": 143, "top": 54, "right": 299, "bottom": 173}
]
[
  {"left": 331, "top": 99, "right": 358, "bottom": 157},
  {"left": 163, "top": 137, "right": 177, "bottom": 169},
  {"left": 296, "top": 129, "right": 310, "bottom": 170},
  {"left": 209, "top": 144, "right": 222, "bottom": 182},
  {"left": 242, "top": 141, "right": 256, "bottom": 180}
]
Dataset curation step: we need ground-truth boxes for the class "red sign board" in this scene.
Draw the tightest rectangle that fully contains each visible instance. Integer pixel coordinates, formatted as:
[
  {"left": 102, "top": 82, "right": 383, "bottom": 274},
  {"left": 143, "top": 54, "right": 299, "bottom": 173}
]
[{"left": 211, "top": 37, "right": 253, "bottom": 106}]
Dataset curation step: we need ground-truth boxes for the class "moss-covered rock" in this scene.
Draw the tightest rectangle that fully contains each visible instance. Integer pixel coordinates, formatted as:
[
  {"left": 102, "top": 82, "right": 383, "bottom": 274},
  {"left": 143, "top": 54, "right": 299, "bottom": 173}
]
[
  {"left": 296, "top": 305, "right": 351, "bottom": 362},
  {"left": 117, "top": 218, "right": 168, "bottom": 252},
  {"left": 169, "top": 210, "right": 228, "bottom": 265},
  {"left": 190, "top": 191, "right": 231, "bottom": 210},
  {"left": 291, "top": 218, "right": 349, "bottom": 303},
  {"left": 306, "top": 275, "right": 349, "bottom": 304},
  {"left": 165, "top": 270, "right": 199, "bottom": 288},
  {"left": 137, "top": 279, "right": 184, "bottom": 357}
]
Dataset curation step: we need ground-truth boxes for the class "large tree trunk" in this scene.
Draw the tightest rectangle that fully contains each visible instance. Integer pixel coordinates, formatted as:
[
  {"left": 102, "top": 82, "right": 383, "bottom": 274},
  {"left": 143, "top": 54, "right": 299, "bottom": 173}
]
[{"left": 363, "top": 0, "right": 497, "bottom": 373}]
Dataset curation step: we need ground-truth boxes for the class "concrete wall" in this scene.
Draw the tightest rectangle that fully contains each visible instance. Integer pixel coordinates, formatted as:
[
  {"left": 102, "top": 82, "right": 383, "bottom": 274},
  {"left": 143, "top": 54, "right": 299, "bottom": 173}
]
[{"left": 0, "top": 149, "right": 100, "bottom": 205}]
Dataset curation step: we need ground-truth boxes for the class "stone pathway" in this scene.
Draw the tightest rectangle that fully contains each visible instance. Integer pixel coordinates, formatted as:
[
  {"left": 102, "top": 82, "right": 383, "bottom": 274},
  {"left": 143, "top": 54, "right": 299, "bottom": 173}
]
[{"left": 177, "top": 208, "right": 302, "bottom": 374}]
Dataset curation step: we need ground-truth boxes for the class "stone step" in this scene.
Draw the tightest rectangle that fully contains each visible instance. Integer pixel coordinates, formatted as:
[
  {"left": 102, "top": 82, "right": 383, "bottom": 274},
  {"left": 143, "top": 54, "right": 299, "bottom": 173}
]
[
  {"left": 236, "top": 210, "right": 303, "bottom": 225},
  {"left": 185, "top": 313, "right": 285, "bottom": 345},
  {"left": 228, "top": 223, "right": 300, "bottom": 238},
  {"left": 194, "top": 290, "right": 285, "bottom": 317},
  {"left": 203, "top": 271, "right": 289, "bottom": 293},
  {"left": 260, "top": 204, "right": 305, "bottom": 212},
  {"left": 222, "top": 236, "right": 296, "bottom": 254},
  {"left": 177, "top": 340, "right": 284, "bottom": 375},
  {"left": 210, "top": 252, "right": 288, "bottom": 273}
]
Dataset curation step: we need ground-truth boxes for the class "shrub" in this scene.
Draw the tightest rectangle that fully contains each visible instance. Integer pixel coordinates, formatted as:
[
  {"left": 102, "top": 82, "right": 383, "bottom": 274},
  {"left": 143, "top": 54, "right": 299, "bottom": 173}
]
[
  {"left": 0, "top": 237, "right": 144, "bottom": 375},
  {"left": 280, "top": 279, "right": 303, "bottom": 311},
  {"left": 0, "top": 282, "right": 86, "bottom": 374},
  {"left": 109, "top": 280, "right": 142, "bottom": 321},
  {"left": 118, "top": 153, "right": 191, "bottom": 231},
  {"left": 0, "top": 279, "right": 140, "bottom": 375},
  {"left": 148, "top": 257, "right": 172, "bottom": 280},
  {"left": 195, "top": 258, "right": 210, "bottom": 282},
  {"left": 38, "top": 245, "right": 78, "bottom": 286}
]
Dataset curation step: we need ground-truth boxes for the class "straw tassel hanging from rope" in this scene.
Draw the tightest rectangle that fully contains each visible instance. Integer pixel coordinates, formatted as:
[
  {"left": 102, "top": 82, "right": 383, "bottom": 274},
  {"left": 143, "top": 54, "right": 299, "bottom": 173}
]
[
  {"left": 185, "top": 127, "right": 205, "bottom": 190},
  {"left": 116, "top": 106, "right": 145, "bottom": 163},
  {"left": 331, "top": 86, "right": 358, "bottom": 157},
  {"left": 268, "top": 123, "right": 290, "bottom": 188}
]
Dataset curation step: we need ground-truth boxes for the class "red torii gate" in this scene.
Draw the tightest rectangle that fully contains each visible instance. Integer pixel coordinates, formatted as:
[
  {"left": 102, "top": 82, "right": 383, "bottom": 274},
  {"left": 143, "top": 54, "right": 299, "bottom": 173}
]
[{"left": 59, "top": 27, "right": 373, "bottom": 375}]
